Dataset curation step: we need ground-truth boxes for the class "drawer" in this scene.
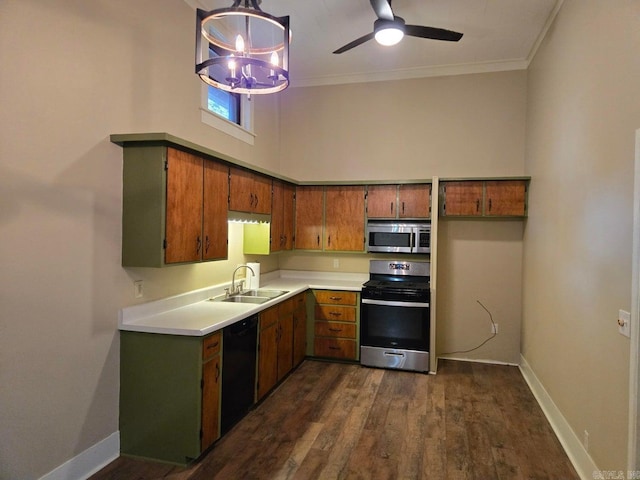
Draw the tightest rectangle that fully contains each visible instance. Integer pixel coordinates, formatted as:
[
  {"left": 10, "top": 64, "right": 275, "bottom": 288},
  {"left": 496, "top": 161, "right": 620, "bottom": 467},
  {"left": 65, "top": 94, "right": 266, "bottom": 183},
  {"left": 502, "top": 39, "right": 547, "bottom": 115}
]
[
  {"left": 314, "top": 290, "right": 357, "bottom": 306},
  {"left": 260, "top": 305, "right": 279, "bottom": 329},
  {"left": 314, "top": 337, "right": 357, "bottom": 360},
  {"left": 314, "top": 321, "right": 356, "bottom": 339},
  {"left": 202, "top": 331, "right": 221, "bottom": 360},
  {"left": 315, "top": 305, "right": 356, "bottom": 322}
]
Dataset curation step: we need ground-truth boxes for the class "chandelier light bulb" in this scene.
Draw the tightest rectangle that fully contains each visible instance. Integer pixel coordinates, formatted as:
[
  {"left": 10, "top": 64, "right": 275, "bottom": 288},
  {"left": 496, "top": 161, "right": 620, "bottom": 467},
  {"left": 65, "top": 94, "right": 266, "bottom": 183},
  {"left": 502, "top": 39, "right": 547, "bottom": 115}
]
[
  {"left": 270, "top": 51, "right": 279, "bottom": 66},
  {"left": 235, "top": 34, "right": 245, "bottom": 53}
]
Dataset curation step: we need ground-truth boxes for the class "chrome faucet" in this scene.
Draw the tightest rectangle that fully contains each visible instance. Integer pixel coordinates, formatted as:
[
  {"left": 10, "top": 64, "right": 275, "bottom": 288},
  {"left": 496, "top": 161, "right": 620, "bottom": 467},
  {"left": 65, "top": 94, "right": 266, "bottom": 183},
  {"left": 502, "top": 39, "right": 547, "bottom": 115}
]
[{"left": 228, "top": 264, "right": 255, "bottom": 296}]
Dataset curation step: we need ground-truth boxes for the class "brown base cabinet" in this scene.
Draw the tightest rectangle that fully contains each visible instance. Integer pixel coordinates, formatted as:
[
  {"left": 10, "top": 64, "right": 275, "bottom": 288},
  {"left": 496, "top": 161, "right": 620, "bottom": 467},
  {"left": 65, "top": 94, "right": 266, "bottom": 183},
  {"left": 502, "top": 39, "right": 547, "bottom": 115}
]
[
  {"left": 292, "top": 292, "right": 307, "bottom": 368},
  {"left": 119, "top": 331, "right": 221, "bottom": 465},
  {"left": 311, "top": 290, "right": 359, "bottom": 361},
  {"left": 257, "top": 298, "right": 297, "bottom": 401}
]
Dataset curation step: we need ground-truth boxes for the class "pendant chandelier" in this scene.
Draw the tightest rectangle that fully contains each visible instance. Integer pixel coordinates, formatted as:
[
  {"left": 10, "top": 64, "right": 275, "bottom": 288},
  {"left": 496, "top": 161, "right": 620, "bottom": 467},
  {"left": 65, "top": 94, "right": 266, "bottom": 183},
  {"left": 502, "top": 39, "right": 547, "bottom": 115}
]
[{"left": 195, "top": 0, "right": 290, "bottom": 95}]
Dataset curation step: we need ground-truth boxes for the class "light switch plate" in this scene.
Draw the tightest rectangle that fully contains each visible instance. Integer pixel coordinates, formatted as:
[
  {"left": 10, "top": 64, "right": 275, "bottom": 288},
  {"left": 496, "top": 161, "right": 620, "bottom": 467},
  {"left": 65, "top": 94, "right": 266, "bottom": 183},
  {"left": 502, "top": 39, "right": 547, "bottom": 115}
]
[
  {"left": 619, "top": 309, "right": 630, "bottom": 337},
  {"left": 134, "top": 280, "right": 144, "bottom": 299}
]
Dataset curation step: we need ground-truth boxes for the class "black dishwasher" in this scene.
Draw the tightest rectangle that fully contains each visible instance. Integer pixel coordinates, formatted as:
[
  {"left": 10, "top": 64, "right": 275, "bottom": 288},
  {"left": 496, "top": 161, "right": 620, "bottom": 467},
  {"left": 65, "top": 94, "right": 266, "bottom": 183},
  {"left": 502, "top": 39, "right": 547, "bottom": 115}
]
[{"left": 221, "top": 315, "right": 258, "bottom": 434}]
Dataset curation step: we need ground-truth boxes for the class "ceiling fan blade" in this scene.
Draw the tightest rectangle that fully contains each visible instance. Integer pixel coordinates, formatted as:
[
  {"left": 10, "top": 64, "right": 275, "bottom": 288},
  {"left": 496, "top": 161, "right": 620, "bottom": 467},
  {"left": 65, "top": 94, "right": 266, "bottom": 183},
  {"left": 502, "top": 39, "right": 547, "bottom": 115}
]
[
  {"left": 370, "top": 0, "right": 394, "bottom": 21},
  {"left": 405, "top": 25, "right": 463, "bottom": 42},
  {"left": 333, "top": 32, "right": 375, "bottom": 54}
]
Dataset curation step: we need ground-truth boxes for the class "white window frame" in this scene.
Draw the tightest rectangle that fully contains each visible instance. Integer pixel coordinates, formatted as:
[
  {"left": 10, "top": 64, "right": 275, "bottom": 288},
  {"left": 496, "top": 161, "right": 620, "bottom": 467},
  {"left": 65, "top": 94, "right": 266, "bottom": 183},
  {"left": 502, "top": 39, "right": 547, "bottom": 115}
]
[{"left": 200, "top": 84, "right": 255, "bottom": 145}]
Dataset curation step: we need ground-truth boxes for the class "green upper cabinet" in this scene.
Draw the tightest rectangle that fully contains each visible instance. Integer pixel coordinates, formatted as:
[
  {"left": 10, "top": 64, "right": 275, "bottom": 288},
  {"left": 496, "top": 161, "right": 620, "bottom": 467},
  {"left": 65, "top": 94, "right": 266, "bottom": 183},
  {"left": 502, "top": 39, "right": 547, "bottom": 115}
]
[
  {"left": 121, "top": 146, "right": 229, "bottom": 267},
  {"left": 440, "top": 179, "right": 528, "bottom": 217}
]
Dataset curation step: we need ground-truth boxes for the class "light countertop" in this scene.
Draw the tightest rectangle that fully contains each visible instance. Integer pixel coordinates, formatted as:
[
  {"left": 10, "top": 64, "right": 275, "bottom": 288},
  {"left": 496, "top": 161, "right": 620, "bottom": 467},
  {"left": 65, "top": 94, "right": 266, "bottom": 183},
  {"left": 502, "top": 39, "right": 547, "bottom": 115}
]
[{"left": 119, "top": 270, "right": 367, "bottom": 337}]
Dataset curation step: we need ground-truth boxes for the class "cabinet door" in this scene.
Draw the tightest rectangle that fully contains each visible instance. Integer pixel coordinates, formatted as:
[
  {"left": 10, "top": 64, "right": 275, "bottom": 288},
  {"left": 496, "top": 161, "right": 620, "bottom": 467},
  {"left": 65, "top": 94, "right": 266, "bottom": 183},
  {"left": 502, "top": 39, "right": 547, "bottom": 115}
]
[
  {"left": 201, "top": 354, "right": 220, "bottom": 451},
  {"left": 252, "top": 173, "right": 272, "bottom": 215},
  {"left": 165, "top": 149, "right": 204, "bottom": 264},
  {"left": 295, "top": 186, "right": 324, "bottom": 250},
  {"left": 257, "top": 308, "right": 279, "bottom": 400},
  {"left": 203, "top": 160, "right": 228, "bottom": 261},
  {"left": 277, "top": 314, "right": 294, "bottom": 381},
  {"left": 229, "top": 167, "right": 254, "bottom": 213},
  {"left": 399, "top": 184, "right": 431, "bottom": 218},
  {"left": 367, "top": 185, "right": 397, "bottom": 218},
  {"left": 271, "top": 181, "right": 284, "bottom": 252},
  {"left": 282, "top": 184, "right": 295, "bottom": 250},
  {"left": 485, "top": 180, "right": 527, "bottom": 216},
  {"left": 292, "top": 303, "right": 306, "bottom": 368},
  {"left": 442, "top": 181, "right": 484, "bottom": 216},
  {"left": 324, "top": 186, "right": 365, "bottom": 251}
]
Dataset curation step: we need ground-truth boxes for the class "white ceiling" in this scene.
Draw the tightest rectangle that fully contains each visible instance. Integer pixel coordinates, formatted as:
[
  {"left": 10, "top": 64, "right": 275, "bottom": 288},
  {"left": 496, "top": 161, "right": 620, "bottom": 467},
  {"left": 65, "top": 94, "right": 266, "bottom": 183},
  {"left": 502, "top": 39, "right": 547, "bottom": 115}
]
[{"left": 188, "top": 0, "right": 562, "bottom": 87}]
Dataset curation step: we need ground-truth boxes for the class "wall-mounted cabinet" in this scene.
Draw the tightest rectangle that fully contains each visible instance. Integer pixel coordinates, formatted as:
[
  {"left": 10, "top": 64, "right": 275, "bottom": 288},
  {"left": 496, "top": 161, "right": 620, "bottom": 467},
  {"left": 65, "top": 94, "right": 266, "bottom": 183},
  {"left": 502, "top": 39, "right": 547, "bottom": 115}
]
[
  {"left": 294, "top": 186, "right": 324, "bottom": 250},
  {"left": 121, "top": 146, "right": 228, "bottom": 267},
  {"left": 366, "top": 184, "right": 432, "bottom": 219},
  {"left": 229, "top": 167, "right": 272, "bottom": 215},
  {"left": 270, "top": 180, "right": 295, "bottom": 252},
  {"left": 440, "top": 179, "right": 528, "bottom": 217},
  {"left": 294, "top": 185, "right": 366, "bottom": 252}
]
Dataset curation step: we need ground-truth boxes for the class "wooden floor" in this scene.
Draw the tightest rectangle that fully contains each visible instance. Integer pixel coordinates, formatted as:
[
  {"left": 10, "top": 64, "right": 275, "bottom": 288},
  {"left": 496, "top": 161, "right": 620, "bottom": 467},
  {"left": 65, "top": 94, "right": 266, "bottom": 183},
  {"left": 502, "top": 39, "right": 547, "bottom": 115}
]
[{"left": 91, "top": 359, "right": 579, "bottom": 480}]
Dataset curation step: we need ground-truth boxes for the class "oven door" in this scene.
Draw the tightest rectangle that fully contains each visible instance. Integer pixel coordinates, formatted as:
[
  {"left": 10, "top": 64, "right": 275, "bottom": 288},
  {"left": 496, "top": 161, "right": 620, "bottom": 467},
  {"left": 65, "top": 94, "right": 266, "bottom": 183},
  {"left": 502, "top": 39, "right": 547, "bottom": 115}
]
[
  {"left": 360, "top": 298, "right": 430, "bottom": 351},
  {"left": 366, "top": 226, "right": 414, "bottom": 253}
]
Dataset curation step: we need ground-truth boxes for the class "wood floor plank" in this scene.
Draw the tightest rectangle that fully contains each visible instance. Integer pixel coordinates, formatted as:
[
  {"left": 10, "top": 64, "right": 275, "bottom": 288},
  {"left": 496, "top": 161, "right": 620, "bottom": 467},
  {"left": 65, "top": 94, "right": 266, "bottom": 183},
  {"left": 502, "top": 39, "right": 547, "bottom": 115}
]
[{"left": 90, "top": 359, "right": 580, "bottom": 480}]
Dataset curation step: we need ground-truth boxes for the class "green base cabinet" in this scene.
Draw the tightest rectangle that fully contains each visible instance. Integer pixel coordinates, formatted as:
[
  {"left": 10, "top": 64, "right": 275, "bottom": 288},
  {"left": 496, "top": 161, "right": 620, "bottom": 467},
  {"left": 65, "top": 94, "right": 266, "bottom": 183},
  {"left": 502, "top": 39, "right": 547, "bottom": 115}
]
[{"left": 120, "top": 331, "right": 221, "bottom": 465}]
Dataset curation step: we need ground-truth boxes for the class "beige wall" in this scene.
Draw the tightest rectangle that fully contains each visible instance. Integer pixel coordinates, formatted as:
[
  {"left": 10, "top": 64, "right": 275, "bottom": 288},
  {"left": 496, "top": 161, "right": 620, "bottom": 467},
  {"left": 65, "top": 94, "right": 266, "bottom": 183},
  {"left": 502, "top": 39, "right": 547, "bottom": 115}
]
[
  {"left": 279, "top": 73, "right": 528, "bottom": 365},
  {"left": 279, "top": 71, "right": 527, "bottom": 181},
  {"left": 437, "top": 220, "right": 524, "bottom": 365},
  {"left": 522, "top": 0, "right": 640, "bottom": 471},
  {"left": 0, "top": 1, "right": 279, "bottom": 478}
]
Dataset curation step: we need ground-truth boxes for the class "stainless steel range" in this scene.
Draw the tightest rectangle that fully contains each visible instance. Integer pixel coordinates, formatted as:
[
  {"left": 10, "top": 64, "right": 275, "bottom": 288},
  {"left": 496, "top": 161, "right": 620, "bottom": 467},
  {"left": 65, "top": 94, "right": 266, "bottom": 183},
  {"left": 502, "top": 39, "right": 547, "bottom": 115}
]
[{"left": 360, "top": 260, "right": 430, "bottom": 373}]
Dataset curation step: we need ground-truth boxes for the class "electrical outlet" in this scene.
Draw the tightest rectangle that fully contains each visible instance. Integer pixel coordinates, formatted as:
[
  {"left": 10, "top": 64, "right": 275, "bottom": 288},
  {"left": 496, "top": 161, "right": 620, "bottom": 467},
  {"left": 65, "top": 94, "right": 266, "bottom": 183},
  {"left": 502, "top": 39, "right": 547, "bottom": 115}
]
[
  {"left": 333, "top": 259, "right": 340, "bottom": 269},
  {"left": 618, "top": 309, "right": 630, "bottom": 338},
  {"left": 583, "top": 430, "right": 589, "bottom": 452},
  {"left": 491, "top": 323, "right": 499, "bottom": 334},
  {"left": 134, "top": 280, "right": 144, "bottom": 299}
]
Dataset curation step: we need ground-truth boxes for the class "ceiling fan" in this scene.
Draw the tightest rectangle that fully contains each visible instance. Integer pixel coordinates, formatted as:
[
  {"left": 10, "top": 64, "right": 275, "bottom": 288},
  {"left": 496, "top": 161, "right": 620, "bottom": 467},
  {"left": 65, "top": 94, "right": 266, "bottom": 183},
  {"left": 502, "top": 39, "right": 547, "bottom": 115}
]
[{"left": 333, "top": 0, "right": 463, "bottom": 54}]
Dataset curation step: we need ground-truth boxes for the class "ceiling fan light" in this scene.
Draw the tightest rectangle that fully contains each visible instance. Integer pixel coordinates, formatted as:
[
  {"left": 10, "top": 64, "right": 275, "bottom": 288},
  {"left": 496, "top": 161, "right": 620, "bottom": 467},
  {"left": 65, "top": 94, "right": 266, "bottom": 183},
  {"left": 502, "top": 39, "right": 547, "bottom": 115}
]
[{"left": 375, "top": 26, "right": 404, "bottom": 46}]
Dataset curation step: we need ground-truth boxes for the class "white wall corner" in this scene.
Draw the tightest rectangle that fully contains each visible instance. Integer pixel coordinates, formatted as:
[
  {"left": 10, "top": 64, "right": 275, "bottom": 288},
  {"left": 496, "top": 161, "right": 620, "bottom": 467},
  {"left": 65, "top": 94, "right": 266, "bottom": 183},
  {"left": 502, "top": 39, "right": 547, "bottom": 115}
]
[
  {"left": 519, "top": 355, "right": 598, "bottom": 480},
  {"left": 38, "top": 432, "right": 119, "bottom": 480}
]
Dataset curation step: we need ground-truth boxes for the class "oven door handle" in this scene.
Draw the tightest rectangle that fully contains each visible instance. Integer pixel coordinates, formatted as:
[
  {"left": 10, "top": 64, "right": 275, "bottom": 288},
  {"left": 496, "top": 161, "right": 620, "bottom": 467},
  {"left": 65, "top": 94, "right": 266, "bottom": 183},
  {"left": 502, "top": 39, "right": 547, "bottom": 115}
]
[{"left": 362, "top": 298, "right": 429, "bottom": 308}]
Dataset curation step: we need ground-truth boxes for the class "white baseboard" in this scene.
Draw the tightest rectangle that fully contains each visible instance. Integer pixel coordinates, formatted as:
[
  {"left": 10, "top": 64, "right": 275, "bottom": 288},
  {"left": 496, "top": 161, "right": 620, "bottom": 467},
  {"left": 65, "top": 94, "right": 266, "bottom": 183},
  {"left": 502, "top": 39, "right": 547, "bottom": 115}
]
[
  {"left": 39, "top": 432, "right": 119, "bottom": 480},
  {"left": 519, "top": 355, "right": 598, "bottom": 480},
  {"left": 437, "top": 355, "right": 519, "bottom": 367}
]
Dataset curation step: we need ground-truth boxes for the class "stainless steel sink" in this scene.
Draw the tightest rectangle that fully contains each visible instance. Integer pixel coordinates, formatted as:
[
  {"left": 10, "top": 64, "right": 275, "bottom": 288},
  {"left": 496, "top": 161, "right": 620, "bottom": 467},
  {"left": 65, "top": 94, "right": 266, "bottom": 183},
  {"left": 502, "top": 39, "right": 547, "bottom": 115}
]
[
  {"left": 217, "top": 296, "right": 271, "bottom": 304},
  {"left": 239, "top": 289, "right": 288, "bottom": 298},
  {"left": 208, "top": 289, "right": 288, "bottom": 304}
]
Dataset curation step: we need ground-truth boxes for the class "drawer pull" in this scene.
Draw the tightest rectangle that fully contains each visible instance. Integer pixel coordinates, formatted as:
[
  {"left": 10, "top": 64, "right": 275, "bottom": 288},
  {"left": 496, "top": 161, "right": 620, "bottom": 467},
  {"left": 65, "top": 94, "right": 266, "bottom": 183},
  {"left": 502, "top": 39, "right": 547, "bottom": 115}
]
[
  {"left": 329, "top": 346, "right": 340, "bottom": 350},
  {"left": 329, "top": 296, "right": 342, "bottom": 301},
  {"left": 207, "top": 342, "right": 219, "bottom": 349},
  {"left": 328, "top": 328, "right": 342, "bottom": 332},
  {"left": 329, "top": 311, "right": 342, "bottom": 316}
]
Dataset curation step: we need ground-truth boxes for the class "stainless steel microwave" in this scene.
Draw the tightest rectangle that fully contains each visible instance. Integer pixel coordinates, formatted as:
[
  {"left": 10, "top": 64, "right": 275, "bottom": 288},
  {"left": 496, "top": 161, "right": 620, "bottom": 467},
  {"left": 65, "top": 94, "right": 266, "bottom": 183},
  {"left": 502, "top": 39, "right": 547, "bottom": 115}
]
[{"left": 366, "top": 222, "right": 431, "bottom": 254}]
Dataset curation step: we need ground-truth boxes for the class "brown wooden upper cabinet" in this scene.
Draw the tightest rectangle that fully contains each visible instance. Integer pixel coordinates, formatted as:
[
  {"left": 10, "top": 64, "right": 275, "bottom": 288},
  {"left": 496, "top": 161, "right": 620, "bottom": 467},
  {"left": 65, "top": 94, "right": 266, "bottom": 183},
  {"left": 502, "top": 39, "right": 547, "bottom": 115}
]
[
  {"left": 270, "top": 180, "right": 295, "bottom": 252},
  {"left": 294, "top": 186, "right": 324, "bottom": 250},
  {"left": 366, "top": 184, "right": 431, "bottom": 219},
  {"left": 324, "top": 186, "right": 366, "bottom": 251},
  {"left": 166, "top": 150, "right": 229, "bottom": 263},
  {"left": 440, "top": 179, "right": 528, "bottom": 217},
  {"left": 122, "top": 146, "right": 229, "bottom": 267},
  {"left": 229, "top": 167, "right": 271, "bottom": 215}
]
